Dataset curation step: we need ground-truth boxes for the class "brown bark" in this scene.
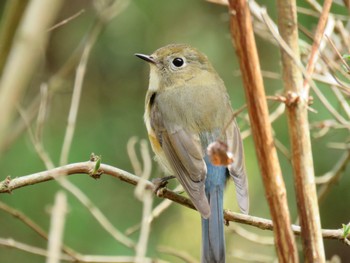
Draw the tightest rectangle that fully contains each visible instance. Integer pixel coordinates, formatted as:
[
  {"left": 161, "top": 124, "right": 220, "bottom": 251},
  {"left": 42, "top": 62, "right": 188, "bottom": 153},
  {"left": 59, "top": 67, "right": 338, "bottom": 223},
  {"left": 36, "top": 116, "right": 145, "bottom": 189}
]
[
  {"left": 276, "top": 0, "right": 326, "bottom": 261},
  {"left": 227, "top": 0, "right": 298, "bottom": 261}
]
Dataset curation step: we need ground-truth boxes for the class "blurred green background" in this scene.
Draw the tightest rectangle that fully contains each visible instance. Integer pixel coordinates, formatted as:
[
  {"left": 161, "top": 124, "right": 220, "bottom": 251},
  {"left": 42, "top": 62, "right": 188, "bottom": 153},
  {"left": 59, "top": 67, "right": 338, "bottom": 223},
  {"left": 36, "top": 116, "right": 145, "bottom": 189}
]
[{"left": 0, "top": 0, "right": 349, "bottom": 262}]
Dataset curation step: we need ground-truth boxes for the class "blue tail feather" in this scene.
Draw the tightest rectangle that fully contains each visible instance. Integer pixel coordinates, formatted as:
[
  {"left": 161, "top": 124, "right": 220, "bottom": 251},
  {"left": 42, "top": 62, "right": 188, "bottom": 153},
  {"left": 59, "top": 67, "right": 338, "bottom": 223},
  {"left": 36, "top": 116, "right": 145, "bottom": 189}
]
[{"left": 201, "top": 158, "right": 227, "bottom": 263}]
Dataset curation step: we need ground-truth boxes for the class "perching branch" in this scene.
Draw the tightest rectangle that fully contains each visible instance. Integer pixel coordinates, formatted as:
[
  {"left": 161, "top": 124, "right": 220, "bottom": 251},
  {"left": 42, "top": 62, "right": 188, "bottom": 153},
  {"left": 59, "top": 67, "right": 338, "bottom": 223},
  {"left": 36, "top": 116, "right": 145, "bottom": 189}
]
[{"left": 0, "top": 160, "right": 348, "bottom": 245}]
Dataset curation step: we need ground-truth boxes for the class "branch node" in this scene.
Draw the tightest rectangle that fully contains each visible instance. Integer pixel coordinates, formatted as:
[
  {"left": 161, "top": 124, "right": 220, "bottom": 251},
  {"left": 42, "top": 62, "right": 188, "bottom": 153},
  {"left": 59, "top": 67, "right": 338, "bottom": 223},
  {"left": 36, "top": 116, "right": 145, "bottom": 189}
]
[
  {"left": 224, "top": 210, "right": 230, "bottom": 226},
  {"left": 88, "top": 153, "right": 103, "bottom": 179},
  {"left": 89, "top": 169, "right": 104, "bottom": 180},
  {"left": 286, "top": 91, "right": 300, "bottom": 106},
  {"left": 155, "top": 187, "right": 166, "bottom": 198},
  {"left": 0, "top": 176, "right": 12, "bottom": 193},
  {"left": 89, "top": 152, "right": 98, "bottom": 162}
]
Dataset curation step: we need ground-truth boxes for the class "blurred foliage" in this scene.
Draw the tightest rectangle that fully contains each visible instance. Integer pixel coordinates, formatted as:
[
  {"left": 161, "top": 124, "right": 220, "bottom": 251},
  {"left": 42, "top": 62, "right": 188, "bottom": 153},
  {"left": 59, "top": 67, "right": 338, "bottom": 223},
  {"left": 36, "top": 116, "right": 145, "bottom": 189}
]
[{"left": 0, "top": 0, "right": 349, "bottom": 262}]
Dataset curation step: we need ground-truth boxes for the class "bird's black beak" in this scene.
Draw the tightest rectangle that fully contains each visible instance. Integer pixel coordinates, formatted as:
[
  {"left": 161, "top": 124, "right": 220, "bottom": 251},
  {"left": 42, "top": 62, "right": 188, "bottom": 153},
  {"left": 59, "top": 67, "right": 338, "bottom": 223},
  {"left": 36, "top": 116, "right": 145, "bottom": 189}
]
[{"left": 135, "top": 53, "right": 156, "bottom": 64}]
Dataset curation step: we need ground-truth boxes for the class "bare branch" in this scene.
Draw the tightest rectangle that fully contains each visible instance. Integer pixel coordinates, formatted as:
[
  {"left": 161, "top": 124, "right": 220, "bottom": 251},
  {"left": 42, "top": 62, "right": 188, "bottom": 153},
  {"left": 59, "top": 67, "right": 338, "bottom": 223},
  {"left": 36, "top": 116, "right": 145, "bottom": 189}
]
[
  {"left": 158, "top": 246, "right": 199, "bottom": 263},
  {"left": 59, "top": 0, "right": 128, "bottom": 166},
  {"left": 0, "top": 238, "right": 72, "bottom": 261},
  {"left": 59, "top": 21, "right": 100, "bottom": 166},
  {"left": 0, "top": 161, "right": 348, "bottom": 244},
  {"left": 47, "top": 9, "right": 85, "bottom": 32},
  {"left": 317, "top": 151, "right": 350, "bottom": 203},
  {"left": 227, "top": 0, "right": 298, "bottom": 260},
  {"left": 125, "top": 185, "right": 182, "bottom": 236},
  {"left": 127, "top": 137, "right": 143, "bottom": 176},
  {"left": 303, "top": 0, "right": 333, "bottom": 94},
  {"left": 0, "top": 0, "right": 63, "bottom": 146},
  {"left": 46, "top": 191, "right": 68, "bottom": 263},
  {"left": 229, "top": 224, "right": 274, "bottom": 245},
  {"left": 0, "top": 238, "right": 168, "bottom": 263},
  {"left": 135, "top": 141, "right": 153, "bottom": 263},
  {"left": 275, "top": 0, "right": 326, "bottom": 259},
  {"left": 229, "top": 250, "right": 274, "bottom": 263},
  {"left": 224, "top": 210, "right": 349, "bottom": 243}
]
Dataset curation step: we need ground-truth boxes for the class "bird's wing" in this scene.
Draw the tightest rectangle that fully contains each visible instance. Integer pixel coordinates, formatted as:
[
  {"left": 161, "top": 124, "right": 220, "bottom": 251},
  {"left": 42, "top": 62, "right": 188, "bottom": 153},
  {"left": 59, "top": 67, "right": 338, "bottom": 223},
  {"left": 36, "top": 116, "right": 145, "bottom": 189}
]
[
  {"left": 150, "top": 103, "right": 210, "bottom": 219},
  {"left": 226, "top": 119, "right": 249, "bottom": 214}
]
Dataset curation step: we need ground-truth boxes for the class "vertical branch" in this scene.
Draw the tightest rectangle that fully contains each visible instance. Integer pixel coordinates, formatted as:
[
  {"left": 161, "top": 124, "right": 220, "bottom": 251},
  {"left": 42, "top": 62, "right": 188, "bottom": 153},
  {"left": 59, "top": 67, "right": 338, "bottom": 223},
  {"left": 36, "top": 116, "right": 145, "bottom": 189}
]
[
  {"left": 276, "top": 0, "right": 326, "bottom": 262},
  {"left": 46, "top": 191, "right": 67, "bottom": 263},
  {"left": 134, "top": 140, "right": 153, "bottom": 263},
  {"left": 227, "top": 1, "right": 298, "bottom": 262},
  {"left": 303, "top": 0, "right": 333, "bottom": 93},
  {"left": 0, "top": 0, "right": 29, "bottom": 74},
  {"left": 0, "top": 0, "right": 63, "bottom": 148},
  {"left": 59, "top": 0, "right": 129, "bottom": 165},
  {"left": 59, "top": 21, "right": 103, "bottom": 166}
]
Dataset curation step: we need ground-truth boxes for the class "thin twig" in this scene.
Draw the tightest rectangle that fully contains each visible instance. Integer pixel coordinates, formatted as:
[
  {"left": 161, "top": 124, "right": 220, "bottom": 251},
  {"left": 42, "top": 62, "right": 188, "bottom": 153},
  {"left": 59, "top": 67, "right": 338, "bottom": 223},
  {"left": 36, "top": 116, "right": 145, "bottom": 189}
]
[
  {"left": 317, "top": 151, "right": 350, "bottom": 203},
  {"left": 59, "top": 1, "right": 129, "bottom": 166},
  {"left": 18, "top": 108, "right": 137, "bottom": 250},
  {"left": 274, "top": 137, "right": 291, "bottom": 161},
  {"left": 303, "top": 0, "right": 333, "bottom": 94},
  {"left": 261, "top": 8, "right": 349, "bottom": 126},
  {"left": 127, "top": 137, "right": 143, "bottom": 176},
  {"left": 230, "top": 250, "right": 274, "bottom": 263},
  {"left": 0, "top": 201, "right": 78, "bottom": 259},
  {"left": 35, "top": 83, "right": 50, "bottom": 141},
  {"left": 59, "top": 20, "right": 102, "bottom": 166},
  {"left": 20, "top": 103, "right": 136, "bottom": 249},
  {"left": 125, "top": 185, "right": 182, "bottom": 236},
  {"left": 0, "top": 238, "right": 168, "bottom": 263},
  {"left": 158, "top": 246, "right": 199, "bottom": 263},
  {"left": 240, "top": 103, "right": 286, "bottom": 140},
  {"left": 0, "top": 238, "right": 72, "bottom": 261},
  {"left": 17, "top": 105, "right": 55, "bottom": 168},
  {"left": 59, "top": 175, "right": 137, "bottom": 249},
  {"left": 47, "top": 9, "right": 85, "bottom": 31},
  {"left": 326, "top": 34, "right": 350, "bottom": 73},
  {"left": 306, "top": 0, "right": 322, "bottom": 12},
  {"left": 297, "top": 6, "right": 349, "bottom": 21},
  {"left": 332, "top": 86, "right": 350, "bottom": 119},
  {"left": 230, "top": 224, "right": 274, "bottom": 245}
]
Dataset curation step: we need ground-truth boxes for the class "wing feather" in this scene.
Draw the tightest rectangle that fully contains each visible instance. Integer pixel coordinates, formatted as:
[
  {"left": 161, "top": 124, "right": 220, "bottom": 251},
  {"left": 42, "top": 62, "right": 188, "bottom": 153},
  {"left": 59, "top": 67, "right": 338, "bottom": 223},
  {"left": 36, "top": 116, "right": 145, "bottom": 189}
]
[
  {"left": 150, "top": 101, "right": 210, "bottom": 218},
  {"left": 226, "top": 120, "right": 249, "bottom": 214}
]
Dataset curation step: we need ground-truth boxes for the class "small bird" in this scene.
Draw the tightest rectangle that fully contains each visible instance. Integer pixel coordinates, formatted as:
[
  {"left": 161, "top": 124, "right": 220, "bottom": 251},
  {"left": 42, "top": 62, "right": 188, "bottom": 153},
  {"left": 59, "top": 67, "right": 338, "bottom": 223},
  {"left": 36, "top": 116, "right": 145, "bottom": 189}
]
[{"left": 136, "top": 44, "right": 249, "bottom": 263}]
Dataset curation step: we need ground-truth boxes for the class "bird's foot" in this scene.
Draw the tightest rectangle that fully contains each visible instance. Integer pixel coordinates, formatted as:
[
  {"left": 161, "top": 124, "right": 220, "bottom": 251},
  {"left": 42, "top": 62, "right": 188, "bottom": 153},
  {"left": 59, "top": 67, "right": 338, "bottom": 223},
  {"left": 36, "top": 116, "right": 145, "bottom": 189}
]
[{"left": 152, "top": 175, "right": 175, "bottom": 193}]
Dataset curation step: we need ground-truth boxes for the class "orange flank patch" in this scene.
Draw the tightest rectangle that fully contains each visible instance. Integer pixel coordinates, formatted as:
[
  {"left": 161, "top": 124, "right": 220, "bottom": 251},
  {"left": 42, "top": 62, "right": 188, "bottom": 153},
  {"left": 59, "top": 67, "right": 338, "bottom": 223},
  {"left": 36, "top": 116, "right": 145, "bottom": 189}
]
[{"left": 148, "top": 134, "right": 162, "bottom": 153}]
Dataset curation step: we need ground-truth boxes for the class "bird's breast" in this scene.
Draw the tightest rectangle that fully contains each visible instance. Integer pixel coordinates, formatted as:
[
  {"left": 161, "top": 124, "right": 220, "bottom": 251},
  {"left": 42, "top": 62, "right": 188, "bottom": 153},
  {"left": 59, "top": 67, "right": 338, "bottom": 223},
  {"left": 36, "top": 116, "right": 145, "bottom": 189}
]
[{"left": 157, "top": 84, "right": 229, "bottom": 133}]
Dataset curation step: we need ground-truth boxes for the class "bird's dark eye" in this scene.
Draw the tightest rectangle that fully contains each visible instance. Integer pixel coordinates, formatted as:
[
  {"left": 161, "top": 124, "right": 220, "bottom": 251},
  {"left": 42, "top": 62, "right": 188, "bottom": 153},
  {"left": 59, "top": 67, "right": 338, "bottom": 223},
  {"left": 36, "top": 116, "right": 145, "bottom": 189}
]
[{"left": 172, "top": 57, "right": 184, "bottom": 67}]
